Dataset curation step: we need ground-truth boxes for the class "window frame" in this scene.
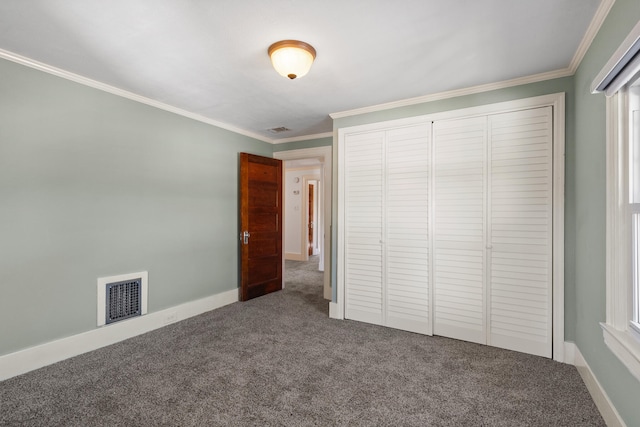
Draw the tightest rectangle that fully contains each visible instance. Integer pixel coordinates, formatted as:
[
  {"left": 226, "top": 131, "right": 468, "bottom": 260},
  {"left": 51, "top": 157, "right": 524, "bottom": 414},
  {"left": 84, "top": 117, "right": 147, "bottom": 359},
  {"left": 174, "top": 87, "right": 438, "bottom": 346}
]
[{"left": 603, "top": 83, "right": 640, "bottom": 382}]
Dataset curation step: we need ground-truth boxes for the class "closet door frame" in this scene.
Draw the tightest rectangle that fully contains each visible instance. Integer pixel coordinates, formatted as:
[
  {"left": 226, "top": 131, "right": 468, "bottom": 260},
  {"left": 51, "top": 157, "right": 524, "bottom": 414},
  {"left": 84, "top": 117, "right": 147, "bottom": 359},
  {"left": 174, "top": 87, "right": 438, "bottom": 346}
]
[{"left": 335, "top": 92, "right": 566, "bottom": 363}]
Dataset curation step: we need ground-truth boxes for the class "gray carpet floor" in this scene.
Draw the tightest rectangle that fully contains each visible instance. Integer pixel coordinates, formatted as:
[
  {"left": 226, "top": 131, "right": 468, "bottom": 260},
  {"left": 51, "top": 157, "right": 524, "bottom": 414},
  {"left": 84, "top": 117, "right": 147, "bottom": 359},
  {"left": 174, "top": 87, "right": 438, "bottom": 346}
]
[{"left": 0, "top": 257, "right": 604, "bottom": 426}]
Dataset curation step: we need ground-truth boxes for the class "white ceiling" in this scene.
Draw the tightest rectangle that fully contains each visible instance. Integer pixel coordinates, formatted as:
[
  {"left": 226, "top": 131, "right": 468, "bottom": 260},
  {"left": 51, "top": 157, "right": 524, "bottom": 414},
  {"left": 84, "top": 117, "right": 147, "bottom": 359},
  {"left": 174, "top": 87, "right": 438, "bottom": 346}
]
[{"left": 0, "top": 0, "right": 604, "bottom": 142}]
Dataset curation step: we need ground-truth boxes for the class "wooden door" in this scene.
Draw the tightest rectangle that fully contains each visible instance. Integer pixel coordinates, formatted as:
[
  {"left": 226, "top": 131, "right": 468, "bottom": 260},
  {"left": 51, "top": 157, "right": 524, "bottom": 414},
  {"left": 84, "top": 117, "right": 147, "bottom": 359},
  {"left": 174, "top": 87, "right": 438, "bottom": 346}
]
[
  {"left": 308, "top": 183, "right": 314, "bottom": 256},
  {"left": 239, "top": 153, "right": 283, "bottom": 301}
]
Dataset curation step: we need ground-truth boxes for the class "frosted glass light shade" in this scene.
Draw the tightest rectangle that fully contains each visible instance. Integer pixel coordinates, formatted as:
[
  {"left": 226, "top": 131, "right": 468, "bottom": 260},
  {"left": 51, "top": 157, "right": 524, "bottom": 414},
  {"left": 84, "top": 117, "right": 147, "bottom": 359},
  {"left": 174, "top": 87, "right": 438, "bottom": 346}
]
[{"left": 268, "top": 40, "right": 316, "bottom": 80}]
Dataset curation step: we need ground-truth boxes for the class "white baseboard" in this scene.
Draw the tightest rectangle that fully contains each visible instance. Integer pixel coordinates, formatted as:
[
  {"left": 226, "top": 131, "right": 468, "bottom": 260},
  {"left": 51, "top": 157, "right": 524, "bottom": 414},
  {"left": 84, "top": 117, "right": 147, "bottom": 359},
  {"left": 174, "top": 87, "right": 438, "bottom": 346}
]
[
  {"left": 564, "top": 341, "right": 576, "bottom": 364},
  {"left": 329, "top": 302, "right": 343, "bottom": 319},
  {"left": 574, "top": 346, "right": 626, "bottom": 427},
  {"left": 0, "top": 288, "right": 239, "bottom": 381},
  {"left": 285, "top": 252, "right": 305, "bottom": 261}
]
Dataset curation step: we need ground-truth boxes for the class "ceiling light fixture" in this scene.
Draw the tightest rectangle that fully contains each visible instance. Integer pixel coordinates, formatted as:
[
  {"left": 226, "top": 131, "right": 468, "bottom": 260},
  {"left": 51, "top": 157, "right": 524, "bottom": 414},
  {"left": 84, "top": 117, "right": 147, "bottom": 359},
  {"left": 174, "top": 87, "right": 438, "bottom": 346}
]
[{"left": 268, "top": 40, "right": 316, "bottom": 80}]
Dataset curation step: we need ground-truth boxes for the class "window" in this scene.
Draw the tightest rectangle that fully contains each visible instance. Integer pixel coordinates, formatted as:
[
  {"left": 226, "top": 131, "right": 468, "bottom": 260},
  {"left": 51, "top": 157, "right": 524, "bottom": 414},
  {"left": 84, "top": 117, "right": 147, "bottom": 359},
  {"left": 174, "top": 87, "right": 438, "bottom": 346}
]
[{"left": 595, "top": 19, "right": 640, "bottom": 381}]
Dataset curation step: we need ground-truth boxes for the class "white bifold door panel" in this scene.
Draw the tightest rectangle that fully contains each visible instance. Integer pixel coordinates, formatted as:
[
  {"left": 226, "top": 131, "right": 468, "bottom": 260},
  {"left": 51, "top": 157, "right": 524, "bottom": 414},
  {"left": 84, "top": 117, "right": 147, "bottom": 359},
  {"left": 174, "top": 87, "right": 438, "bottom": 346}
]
[
  {"left": 386, "top": 126, "right": 431, "bottom": 334},
  {"left": 432, "top": 116, "right": 487, "bottom": 344},
  {"left": 488, "top": 107, "right": 553, "bottom": 358},
  {"left": 343, "top": 131, "right": 384, "bottom": 326},
  {"left": 343, "top": 124, "right": 431, "bottom": 334}
]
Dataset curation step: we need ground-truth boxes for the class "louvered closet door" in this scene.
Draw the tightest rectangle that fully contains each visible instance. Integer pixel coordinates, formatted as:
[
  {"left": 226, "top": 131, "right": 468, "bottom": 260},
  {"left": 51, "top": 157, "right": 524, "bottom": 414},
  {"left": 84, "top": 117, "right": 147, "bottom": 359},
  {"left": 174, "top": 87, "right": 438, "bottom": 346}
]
[
  {"left": 344, "top": 131, "right": 384, "bottom": 325},
  {"left": 343, "top": 125, "right": 431, "bottom": 333},
  {"left": 488, "top": 107, "right": 552, "bottom": 358},
  {"left": 385, "top": 124, "right": 431, "bottom": 334},
  {"left": 433, "top": 117, "right": 487, "bottom": 344}
]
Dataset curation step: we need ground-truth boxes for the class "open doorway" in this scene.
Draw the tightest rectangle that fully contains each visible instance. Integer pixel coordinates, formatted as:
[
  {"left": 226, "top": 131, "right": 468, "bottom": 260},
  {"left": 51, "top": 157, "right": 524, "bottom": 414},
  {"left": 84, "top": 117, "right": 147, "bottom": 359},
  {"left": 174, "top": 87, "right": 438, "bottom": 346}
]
[
  {"left": 282, "top": 167, "right": 321, "bottom": 262},
  {"left": 273, "top": 146, "right": 332, "bottom": 301}
]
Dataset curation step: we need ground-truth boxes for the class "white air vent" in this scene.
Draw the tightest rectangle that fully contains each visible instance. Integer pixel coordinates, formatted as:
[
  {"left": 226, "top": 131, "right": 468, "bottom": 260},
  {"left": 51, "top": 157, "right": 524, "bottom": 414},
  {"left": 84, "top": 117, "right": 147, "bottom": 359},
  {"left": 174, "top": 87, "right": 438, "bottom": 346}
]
[{"left": 97, "top": 271, "right": 148, "bottom": 326}]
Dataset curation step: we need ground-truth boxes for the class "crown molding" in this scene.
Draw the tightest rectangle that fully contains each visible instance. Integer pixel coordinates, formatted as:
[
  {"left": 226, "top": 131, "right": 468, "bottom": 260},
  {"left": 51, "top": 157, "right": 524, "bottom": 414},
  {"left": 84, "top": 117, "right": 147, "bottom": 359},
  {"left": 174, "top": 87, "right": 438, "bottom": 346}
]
[
  {"left": 568, "top": 0, "right": 616, "bottom": 73},
  {"left": 0, "top": 48, "right": 274, "bottom": 143},
  {"left": 330, "top": 68, "right": 573, "bottom": 119}
]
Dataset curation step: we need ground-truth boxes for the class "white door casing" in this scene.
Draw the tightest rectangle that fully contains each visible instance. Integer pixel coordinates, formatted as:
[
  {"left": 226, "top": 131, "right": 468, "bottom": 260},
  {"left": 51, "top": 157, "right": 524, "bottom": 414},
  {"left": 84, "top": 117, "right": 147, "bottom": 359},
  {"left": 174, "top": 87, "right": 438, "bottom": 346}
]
[
  {"left": 335, "top": 93, "right": 566, "bottom": 362},
  {"left": 274, "top": 146, "right": 332, "bottom": 300}
]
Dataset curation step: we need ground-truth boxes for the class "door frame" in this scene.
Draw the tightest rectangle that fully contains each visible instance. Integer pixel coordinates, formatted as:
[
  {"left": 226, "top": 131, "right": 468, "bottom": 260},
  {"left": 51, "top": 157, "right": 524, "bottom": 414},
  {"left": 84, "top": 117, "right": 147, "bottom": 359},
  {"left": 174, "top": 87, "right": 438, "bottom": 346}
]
[
  {"left": 335, "top": 93, "right": 566, "bottom": 362},
  {"left": 274, "top": 146, "right": 332, "bottom": 300}
]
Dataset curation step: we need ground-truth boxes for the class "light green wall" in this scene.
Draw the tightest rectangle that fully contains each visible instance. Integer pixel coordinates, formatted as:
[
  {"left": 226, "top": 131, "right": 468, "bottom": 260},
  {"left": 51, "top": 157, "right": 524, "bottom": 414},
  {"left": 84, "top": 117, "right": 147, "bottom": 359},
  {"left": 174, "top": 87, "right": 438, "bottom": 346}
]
[
  {"left": 573, "top": 0, "right": 640, "bottom": 425},
  {"left": 272, "top": 136, "right": 332, "bottom": 152},
  {"left": 0, "top": 58, "right": 271, "bottom": 356},
  {"left": 332, "top": 77, "right": 577, "bottom": 340},
  {"left": 4, "top": 4, "right": 640, "bottom": 421}
]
